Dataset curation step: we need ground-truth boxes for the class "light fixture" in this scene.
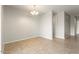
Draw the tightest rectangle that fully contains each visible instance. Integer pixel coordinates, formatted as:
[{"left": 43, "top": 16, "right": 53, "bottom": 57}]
[{"left": 30, "top": 5, "right": 39, "bottom": 16}]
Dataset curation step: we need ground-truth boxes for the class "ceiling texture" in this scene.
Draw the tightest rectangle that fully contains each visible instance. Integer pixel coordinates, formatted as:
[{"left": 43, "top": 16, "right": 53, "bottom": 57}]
[{"left": 5, "top": 5, "right": 79, "bottom": 16}]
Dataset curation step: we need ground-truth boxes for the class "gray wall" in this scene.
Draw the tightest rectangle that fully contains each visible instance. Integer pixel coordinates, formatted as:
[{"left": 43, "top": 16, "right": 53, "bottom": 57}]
[
  {"left": 2, "top": 6, "right": 53, "bottom": 43},
  {"left": 2, "top": 6, "right": 39, "bottom": 43}
]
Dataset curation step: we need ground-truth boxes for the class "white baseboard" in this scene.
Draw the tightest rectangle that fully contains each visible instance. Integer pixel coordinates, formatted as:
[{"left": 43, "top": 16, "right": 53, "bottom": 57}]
[
  {"left": 5, "top": 35, "right": 53, "bottom": 44},
  {"left": 5, "top": 36, "right": 38, "bottom": 44},
  {"left": 70, "top": 34, "right": 75, "bottom": 36},
  {"left": 55, "top": 36, "right": 65, "bottom": 39},
  {"left": 39, "top": 35, "right": 52, "bottom": 40}
]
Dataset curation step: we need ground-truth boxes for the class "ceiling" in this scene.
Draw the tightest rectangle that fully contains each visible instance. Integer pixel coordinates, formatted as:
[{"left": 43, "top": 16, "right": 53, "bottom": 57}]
[{"left": 5, "top": 5, "right": 79, "bottom": 16}]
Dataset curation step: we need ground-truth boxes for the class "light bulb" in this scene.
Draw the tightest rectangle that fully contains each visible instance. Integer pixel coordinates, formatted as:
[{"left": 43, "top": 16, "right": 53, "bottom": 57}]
[{"left": 30, "top": 10, "right": 39, "bottom": 15}]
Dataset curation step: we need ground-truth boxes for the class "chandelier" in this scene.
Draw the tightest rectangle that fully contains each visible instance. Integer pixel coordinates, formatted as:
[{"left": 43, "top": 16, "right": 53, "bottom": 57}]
[{"left": 30, "top": 5, "right": 39, "bottom": 15}]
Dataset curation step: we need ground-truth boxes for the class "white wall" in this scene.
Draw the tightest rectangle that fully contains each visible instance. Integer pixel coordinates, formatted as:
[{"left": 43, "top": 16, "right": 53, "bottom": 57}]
[
  {"left": 65, "top": 13, "right": 70, "bottom": 38},
  {"left": 39, "top": 12, "right": 53, "bottom": 40},
  {"left": 70, "top": 16, "right": 76, "bottom": 36},
  {"left": 53, "top": 12, "right": 77, "bottom": 38},
  {"left": 0, "top": 5, "right": 1, "bottom": 53},
  {"left": 77, "top": 18, "right": 79, "bottom": 35},
  {"left": 53, "top": 12, "right": 65, "bottom": 39},
  {"left": 2, "top": 6, "right": 39, "bottom": 43}
]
